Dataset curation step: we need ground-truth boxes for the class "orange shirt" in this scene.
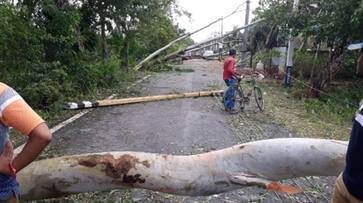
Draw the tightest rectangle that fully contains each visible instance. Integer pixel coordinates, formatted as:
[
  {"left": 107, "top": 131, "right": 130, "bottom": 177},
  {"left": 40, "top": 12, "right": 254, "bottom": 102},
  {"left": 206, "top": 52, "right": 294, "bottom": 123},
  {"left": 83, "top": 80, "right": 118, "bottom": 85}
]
[
  {"left": 0, "top": 82, "right": 44, "bottom": 200},
  {"left": 0, "top": 82, "right": 44, "bottom": 137}
]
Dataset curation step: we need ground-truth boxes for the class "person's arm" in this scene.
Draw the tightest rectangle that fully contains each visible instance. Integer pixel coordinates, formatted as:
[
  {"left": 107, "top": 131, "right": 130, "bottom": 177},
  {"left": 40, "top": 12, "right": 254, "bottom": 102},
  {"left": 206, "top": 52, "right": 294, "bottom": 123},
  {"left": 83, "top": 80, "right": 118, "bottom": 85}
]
[
  {"left": 12, "top": 123, "right": 51, "bottom": 173},
  {"left": 0, "top": 87, "right": 51, "bottom": 175}
]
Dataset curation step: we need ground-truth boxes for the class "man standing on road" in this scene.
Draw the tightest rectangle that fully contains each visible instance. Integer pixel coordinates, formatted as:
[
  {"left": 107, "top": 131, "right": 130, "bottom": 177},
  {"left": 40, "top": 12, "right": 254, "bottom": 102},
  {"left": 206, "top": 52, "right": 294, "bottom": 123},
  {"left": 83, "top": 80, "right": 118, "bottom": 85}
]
[
  {"left": 223, "top": 49, "right": 237, "bottom": 87},
  {"left": 0, "top": 82, "right": 52, "bottom": 203},
  {"left": 223, "top": 49, "right": 239, "bottom": 111},
  {"left": 331, "top": 100, "right": 363, "bottom": 203}
]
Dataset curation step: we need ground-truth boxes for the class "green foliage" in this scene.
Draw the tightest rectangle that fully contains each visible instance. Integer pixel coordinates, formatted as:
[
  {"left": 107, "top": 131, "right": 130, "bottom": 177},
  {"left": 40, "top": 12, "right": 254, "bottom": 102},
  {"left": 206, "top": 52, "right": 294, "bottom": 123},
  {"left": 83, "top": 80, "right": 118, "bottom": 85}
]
[
  {"left": 39, "top": 0, "right": 80, "bottom": 62},
  {"left": 68, "top": 56, "right": 126, "bottom": 93},
  {"left": 252, "top": 0, "right": 363, "bottom": 93},
  {"left": 294, "top": 50, "right": 329, "bottom": 78},
  {"left": 137, "top": 16, "right": 178, "bottom": 53},
  {"left": 0, "top": 0, "right": 186, "bottom": 111},
  {"left": 254, "top": 49, "right": 280, "bottom": 62},
  {"left": 302, "top": 80, "right": 363, "bottom": 125},
  {"left": 339, "top": 51, "right": 360, "bottom": 79},
  {"left": 0, "top": 3, "right": 43, "bottom": 77},
  {"left": 255, "top": 0, "right": 363, "bottom": 48},
  {"left": 144, "top": 59, "right": 173, "bottom": 72}
]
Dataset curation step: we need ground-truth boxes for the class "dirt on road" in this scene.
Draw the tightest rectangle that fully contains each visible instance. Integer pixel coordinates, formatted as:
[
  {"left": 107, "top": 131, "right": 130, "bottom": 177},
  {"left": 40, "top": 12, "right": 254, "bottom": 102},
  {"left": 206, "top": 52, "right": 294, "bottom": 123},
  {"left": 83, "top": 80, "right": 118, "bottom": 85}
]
[{"left": 44, "top": 60, "right": 337, "bottom": 203}]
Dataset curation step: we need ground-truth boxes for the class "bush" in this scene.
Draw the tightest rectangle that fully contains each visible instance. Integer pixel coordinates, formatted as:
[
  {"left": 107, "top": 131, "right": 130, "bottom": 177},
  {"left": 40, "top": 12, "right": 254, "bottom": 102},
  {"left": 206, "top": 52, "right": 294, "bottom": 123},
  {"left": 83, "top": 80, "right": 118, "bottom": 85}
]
[
  {"left": 144, "top": 59, "right": 173, "bottom": 72},
  {"left": 338, "top": 51, "right": 359, "bottom": 79},
  {"left": 19, "top": 62, "right": 72, "bottom": 110},
  {"left": 294, "top": 50, "right": 329, "bottom": 79},
  {"left": 68, "top": 55, "right": 127, "bottom": 93}
]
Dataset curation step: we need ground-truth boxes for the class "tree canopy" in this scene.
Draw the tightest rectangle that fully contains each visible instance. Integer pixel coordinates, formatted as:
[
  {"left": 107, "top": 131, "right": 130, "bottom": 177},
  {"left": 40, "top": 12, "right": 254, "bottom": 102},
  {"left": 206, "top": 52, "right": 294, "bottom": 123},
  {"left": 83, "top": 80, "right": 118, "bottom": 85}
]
[{"left": 0, "top": 0, "right": 192, "bottom": 110}]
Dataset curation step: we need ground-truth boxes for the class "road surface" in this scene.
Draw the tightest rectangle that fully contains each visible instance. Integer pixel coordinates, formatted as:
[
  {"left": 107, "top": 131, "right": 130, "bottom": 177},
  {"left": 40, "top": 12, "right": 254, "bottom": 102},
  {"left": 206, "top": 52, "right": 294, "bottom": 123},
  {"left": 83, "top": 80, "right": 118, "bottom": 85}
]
[{"left": 46, "top": 60, "right": 336, "bottom": 202}]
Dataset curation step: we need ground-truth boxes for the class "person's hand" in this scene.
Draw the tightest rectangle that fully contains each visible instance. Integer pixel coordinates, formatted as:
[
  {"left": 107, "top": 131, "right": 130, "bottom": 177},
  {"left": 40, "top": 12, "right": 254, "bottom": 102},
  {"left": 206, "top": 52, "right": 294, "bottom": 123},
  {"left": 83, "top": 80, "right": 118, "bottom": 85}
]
[
  {"left": 233, "top": 73, "right": 243, "bottom": 79},
  {"left": 0, "top": 141, "right": 14, "bottom": 175}
]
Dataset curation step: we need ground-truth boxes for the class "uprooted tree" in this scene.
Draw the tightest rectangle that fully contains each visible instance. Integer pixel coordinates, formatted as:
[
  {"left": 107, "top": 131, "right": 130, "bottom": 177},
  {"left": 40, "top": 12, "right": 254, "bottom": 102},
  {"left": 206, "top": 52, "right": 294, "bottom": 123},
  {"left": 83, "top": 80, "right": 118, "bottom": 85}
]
[{"left": 18, "top": 138, "right": 346, "bottom": 201}]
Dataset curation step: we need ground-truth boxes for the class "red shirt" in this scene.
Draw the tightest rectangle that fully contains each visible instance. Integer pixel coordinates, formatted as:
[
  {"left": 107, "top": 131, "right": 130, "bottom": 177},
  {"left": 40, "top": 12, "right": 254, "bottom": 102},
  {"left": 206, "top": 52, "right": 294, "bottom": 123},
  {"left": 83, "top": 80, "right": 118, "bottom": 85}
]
[{"left": 223, "top": 56, "right": 236, "bottom": 80}]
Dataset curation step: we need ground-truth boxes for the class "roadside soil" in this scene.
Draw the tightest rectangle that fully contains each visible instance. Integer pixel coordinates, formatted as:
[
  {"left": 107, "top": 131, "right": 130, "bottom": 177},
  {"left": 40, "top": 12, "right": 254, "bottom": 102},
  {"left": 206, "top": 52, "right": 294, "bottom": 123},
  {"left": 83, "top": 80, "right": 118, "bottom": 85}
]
[{"left": 42, "top": 59, "right": 337, "bottom": 203}]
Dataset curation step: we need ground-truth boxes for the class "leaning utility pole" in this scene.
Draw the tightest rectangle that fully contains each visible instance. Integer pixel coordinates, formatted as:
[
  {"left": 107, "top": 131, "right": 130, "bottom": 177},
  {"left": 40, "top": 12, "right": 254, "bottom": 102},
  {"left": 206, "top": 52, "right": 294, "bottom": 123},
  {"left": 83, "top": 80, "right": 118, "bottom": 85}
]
[
  {"left": 240, "top": 0, "right": 250, "bottom": 67},
  {"left": 219, "top": 18, "right": 224, "bottom": 61},
  {"left": 284, "top": 0, "right": 300, "bottom": 86}
]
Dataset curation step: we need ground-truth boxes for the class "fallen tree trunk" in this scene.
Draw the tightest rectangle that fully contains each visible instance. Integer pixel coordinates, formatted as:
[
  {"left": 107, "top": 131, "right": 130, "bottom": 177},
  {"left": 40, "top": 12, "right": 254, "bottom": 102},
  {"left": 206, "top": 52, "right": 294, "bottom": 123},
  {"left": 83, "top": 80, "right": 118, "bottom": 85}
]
[
  {"left": 133, "top": 16, "right": 225, "bottom": 70},
  {"left": 66, "top": 90, "right": 223, "bottom": 110},
  {"left": 133, "top": 34, "right": 191, "bottom": 70},
  {"left": 18, "top": 138, "right": 347, "bottom": 201},
  {"left": 133, "top": 5, "right": 251, "bottom": 70},
  {"left": 186, "top": 40, "right": 244, "bottom": 55}
]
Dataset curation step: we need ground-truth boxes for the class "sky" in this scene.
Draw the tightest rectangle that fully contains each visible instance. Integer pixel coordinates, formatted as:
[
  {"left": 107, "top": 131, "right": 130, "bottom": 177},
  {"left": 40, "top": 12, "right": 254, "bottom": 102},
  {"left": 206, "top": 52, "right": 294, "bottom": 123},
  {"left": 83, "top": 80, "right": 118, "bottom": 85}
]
[{"left": 175, "top": 0, "right": 259, "bottom": 43}]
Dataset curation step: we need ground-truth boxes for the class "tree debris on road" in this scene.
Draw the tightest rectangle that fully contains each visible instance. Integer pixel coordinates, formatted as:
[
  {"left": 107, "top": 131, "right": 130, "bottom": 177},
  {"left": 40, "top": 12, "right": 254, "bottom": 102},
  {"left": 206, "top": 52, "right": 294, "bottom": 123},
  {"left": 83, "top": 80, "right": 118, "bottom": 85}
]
[{"left": 18, "top": 138, "right": 346, "bottom": 201}]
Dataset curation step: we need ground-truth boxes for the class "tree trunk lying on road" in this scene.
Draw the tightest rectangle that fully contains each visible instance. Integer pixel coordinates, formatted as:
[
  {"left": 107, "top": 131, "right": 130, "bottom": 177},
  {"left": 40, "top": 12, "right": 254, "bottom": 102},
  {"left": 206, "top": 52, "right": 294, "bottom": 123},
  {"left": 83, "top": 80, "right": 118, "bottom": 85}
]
[
  {"left": 66, "top": 90, "right": 223, "bottom": 110},
  {"left": 18, "top": 138, "right": 347, "bottom": 201}
]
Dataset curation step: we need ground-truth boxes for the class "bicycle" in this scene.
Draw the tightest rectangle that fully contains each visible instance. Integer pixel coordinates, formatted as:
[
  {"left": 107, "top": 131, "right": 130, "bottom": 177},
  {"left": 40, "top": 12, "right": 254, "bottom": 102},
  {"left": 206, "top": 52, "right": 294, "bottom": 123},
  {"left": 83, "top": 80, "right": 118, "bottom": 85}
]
[{"left": 223, "top": 72, "right": 264, "bottom": 114}]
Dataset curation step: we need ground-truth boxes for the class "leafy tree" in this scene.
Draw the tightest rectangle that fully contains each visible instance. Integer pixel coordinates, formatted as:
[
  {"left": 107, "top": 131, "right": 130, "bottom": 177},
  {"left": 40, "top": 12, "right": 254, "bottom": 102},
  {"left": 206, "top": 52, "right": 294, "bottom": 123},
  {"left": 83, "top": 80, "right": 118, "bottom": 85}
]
[
  {"left": 0, "top": 0, "right": 190, "bottom": 110},
  {"left": 253, "top": 0, "right": 363, "bottom": 91}
]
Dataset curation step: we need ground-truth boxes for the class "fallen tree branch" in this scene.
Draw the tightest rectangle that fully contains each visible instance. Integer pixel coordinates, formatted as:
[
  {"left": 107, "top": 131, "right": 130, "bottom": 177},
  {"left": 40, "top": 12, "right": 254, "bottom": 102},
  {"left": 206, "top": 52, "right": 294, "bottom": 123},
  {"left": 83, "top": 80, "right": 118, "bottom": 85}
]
[
  {"left": 133, "top": 6, "right": 263, "bottom": 70},
  {"left": 66, "top": 90, "right": 223, "bottom": 110},
  {"left": 18, "top": 138, "right": 347, "bottom": 200},
  {"left": 133, "top": 8, "right": 238, "bottom": 70}
]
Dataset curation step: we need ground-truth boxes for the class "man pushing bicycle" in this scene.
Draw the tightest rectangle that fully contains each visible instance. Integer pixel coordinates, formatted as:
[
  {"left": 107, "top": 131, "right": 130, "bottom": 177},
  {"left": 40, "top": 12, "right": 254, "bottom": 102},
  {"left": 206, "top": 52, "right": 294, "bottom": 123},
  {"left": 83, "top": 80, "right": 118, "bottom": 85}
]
[
  {"left": 223, "top": 49, "right": 239, "bottom": 87},
  {"left": 222, "top": 49, "right": 264, "bottom": 113},
  {"left": 223, "top": 49, "right": 242, "bottom": 111}
]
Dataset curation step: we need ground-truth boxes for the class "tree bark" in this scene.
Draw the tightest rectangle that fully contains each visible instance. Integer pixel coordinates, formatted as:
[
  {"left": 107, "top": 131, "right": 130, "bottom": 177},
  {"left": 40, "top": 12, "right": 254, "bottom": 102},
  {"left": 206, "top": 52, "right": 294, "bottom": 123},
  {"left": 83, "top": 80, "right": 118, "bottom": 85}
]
[
  {"left": 75, "top": 26, "right": 84, "bottom": 52},
  {"left": 357, "top": 50, "right": 363, "bottom": 77},
  {"left": 310, "top": 43, "right": 320, "bottom": 97},
  {"left": 100, "top": 16, "right": 108, "bottom": 60},
  {"left": 18, "top": 138, "right": 347, "bottom": 201}
]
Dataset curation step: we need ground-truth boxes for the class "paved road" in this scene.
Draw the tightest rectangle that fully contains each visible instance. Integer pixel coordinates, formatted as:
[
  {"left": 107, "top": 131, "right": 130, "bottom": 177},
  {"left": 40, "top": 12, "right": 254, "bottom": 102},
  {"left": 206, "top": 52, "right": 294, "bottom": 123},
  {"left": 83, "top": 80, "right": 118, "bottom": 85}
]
[{"left": 47, "top": 60, "right": 335, "bottom": 202}]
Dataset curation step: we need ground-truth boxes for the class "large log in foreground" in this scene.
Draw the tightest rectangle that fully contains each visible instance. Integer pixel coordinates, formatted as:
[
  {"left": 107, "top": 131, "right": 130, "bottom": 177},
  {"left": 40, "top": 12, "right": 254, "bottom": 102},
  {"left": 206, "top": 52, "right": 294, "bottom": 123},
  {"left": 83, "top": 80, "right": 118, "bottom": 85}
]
[
  {"left": 66, "top": 90, "right": 223, "bottom": 110},
  {"left": 18, "top": 138, "right": 347, "bottom": 201}
]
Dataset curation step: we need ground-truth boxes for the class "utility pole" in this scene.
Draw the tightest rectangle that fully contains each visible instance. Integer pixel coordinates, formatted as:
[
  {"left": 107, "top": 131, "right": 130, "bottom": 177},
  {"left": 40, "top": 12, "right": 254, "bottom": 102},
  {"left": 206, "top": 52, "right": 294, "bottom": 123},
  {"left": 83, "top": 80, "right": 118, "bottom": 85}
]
[
  {"left": 219, "top": 18, "right": 224, "bottom": 61},
  {"left": 240, "top": 0, "right": 250, "bottom": 67},
  {"left": 284, "top": 0, "right": 300, "bottom": 86}
]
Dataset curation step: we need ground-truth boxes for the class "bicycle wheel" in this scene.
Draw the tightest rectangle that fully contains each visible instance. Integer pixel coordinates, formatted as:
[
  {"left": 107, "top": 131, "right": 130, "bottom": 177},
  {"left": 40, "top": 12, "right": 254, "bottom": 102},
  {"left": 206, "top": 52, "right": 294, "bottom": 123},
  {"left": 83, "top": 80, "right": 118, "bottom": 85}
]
[
  {"left": 254, "top": 87, "right": 264, "bottom": 112},
  {"left": 223, "top": 86, "right": 244, "bottom": 114}
]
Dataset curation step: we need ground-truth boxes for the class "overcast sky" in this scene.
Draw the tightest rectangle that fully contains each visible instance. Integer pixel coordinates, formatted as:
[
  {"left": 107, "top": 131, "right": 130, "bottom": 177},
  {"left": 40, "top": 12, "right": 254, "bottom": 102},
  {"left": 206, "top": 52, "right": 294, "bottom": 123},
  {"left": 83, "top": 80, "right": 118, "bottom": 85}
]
[{"left": 175, "top": 0, "right": 259, "bottom": 43}]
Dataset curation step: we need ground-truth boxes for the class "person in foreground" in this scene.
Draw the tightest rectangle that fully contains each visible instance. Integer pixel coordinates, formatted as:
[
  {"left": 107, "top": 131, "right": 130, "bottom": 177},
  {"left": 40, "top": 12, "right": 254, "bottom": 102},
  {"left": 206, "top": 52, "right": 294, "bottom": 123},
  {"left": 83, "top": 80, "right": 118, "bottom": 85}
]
[
  {"left": 331, "top": 99, "right": 363, "bottom": 203},
  {"left": 0, "top": 82, "right": 52, "bottom": 203}
]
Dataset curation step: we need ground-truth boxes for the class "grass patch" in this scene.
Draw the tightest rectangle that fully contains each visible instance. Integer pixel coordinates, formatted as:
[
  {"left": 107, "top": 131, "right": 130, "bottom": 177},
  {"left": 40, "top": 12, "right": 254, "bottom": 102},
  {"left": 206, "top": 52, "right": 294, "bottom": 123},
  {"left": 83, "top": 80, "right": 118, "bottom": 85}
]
[{"left": 260, "top": 79, "right": 363, "bottom": 140}]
